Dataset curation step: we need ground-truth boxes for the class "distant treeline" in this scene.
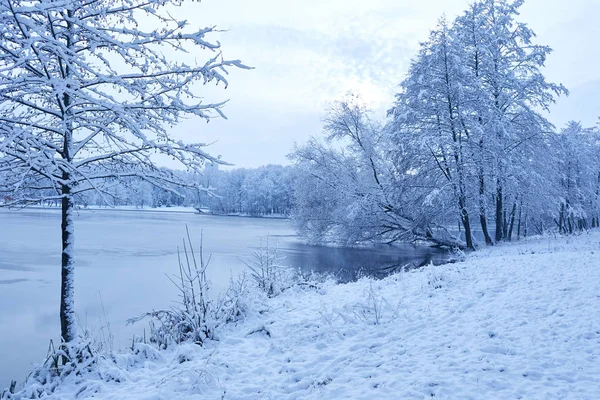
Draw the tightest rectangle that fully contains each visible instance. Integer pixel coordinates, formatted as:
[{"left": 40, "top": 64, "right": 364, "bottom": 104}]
[
  {"left": 52, "top": 164, "right": 297, "bottom": 217},
  {"left": 195, "top": 164, "right": 295, "bottom": 216}
]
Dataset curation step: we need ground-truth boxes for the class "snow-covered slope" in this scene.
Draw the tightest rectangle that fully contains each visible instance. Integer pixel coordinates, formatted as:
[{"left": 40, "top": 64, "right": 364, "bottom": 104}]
[{"left": 10, "top": 232, "right": 600, "bottom": 399}]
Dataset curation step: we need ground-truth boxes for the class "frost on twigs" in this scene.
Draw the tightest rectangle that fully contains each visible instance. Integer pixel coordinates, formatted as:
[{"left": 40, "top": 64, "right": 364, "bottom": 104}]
[
  {"left": 239, "top": 235, "right": 322, "bottom": 298},
  {"left": 127, "top": 226, "right": 260, "bottom": 349},
  {"left": 447, "top": 247, "right": 467, "bottom": 263},
  {"left": 290, "top": 95, "right": 467, "bottom": 250},
  {"left": 128, "top": 226, "right": 214, "bottom": 348},
  {"left": 213, "top": 271, "right": 255, "bottom": 326},
  {"left": 3, "top": 338, "right": 98, "bottom": 399},
  {"left": 240, "top": 235, "right": 295, "bottom": 298},
  {"left": 0, "top": 0, "right": 250, "bottom": 210},
  {"left": 0, "top": 0, "right": 249, "bottom": 355},
  {"left": 336, "top": 281, "right": 401, "bottom": 325}
]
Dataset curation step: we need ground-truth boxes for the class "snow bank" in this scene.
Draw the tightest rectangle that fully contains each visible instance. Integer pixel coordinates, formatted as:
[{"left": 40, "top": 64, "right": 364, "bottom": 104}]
[{"left": 6, "top": 232, "right": 600, "bottom": 399}]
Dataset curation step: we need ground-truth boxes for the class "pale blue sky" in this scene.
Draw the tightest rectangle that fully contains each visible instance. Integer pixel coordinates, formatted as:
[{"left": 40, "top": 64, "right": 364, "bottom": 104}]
[{"left": 170, "top": 0, "right": 600, "bottom": 167}]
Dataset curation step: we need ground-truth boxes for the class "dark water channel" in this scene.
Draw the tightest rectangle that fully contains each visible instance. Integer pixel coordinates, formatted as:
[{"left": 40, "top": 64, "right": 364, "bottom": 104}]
[{"left": 283, "top": 242, "right": 449, "bottom": 283}]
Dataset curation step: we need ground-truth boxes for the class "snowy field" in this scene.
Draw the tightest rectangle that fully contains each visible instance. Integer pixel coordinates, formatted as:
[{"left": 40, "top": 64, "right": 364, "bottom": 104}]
[{"left": 9, "top": 230, "right": 600, "bottom": 399}]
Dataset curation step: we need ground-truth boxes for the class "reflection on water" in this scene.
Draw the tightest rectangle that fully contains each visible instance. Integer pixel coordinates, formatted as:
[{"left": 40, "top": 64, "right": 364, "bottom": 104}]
[{"left": 281, "top": 242, "right": 449, "bottom": 283}]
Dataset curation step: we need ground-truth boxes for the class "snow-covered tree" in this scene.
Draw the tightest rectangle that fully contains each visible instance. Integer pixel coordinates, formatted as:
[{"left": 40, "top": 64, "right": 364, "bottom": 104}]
[
  {"left": 550, "top": 122, "right": 600, "bottom": 232},
  {"left": 389, "top": 0, "right": 566, "bottom": 247},
  {"left": 454, "top": 0, "right": 566, "bottom": 242},
  {"left": 291, "top": 95, "right": 464, "bottom": 248},
  {"left": 0, "top": 0, "right": 248, "bottom": 344},
  {"left": 389, "top": 20, "right": 478, "bottom": 249}
]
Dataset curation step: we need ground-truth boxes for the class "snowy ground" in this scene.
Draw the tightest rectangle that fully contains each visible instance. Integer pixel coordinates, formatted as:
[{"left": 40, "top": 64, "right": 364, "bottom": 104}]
[{"left": 6, "top": 231, "right": 600, "bottom": 399}]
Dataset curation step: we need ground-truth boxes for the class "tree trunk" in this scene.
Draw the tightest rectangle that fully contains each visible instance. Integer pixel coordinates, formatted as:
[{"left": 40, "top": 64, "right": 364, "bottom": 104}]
[
  {"left": 517, "top": 204, "right": 522, "bottom": 240},
  {"left": 558, "top": 203, "right": 565, "bottom": 234},
  {"left": 479, "top": 173, "right": 493, "bottom": 245},
  {"left": 60, "top": 10, "right": 76, "bottom": 344},
  {"left": 495, "top": 180, "right": 503, "bottom": 242},
  {"left": 459, "top": 194, "right": 474, "bottom": 250},
  {"left": 60, "top": 181, "right": 76, "bottom": 343},
  {"left": 462, "top": 212, "right": 474, "bottom": 250},
  {"left": 508, "top": 201, "right": 517, "bottom": 241},
  {"left": 503, "top": 209, "right": 508, "bottom": 239}
]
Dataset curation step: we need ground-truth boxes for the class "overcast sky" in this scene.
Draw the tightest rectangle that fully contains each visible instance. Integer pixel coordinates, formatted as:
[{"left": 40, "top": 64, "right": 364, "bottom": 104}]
[{"left": 170, "top": 0, "right": 600, "bottom": 168}]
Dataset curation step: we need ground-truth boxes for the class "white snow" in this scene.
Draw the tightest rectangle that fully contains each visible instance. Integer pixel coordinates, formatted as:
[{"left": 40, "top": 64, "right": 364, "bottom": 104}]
[{"left": 9, "top": 231, "right": 600, "bottom": 399}]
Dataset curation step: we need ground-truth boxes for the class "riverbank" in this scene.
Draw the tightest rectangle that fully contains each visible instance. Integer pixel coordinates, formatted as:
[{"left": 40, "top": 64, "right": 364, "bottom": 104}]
[{"left": 4, "top": 231, "right": 600, "bottom": 399}]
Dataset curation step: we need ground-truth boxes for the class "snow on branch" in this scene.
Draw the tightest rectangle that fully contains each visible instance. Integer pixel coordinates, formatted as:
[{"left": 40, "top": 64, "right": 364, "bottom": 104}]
[{"left": 0, "top": 0, "right": 250, "bottom": 206}]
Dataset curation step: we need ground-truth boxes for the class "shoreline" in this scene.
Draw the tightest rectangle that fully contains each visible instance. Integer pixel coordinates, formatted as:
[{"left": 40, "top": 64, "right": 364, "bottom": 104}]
[
  {"left": 0, "top": 205, "right": 291, "bottom": 219},
  {"left": 5, "top": 230, "right": 600, "bottom": 399}
]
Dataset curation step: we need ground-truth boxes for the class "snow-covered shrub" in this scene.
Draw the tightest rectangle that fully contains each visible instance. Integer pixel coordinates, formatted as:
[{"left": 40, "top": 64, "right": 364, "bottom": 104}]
[
  {"left": 240, "top": 236, "right": 332, "bottom": 299},
  {"left": 357, "top": 282, "right": 386, "bottom": 325},
  {"left": 127, "top": 231, "right": 329, "bottom": 350},
  {"left": 0, "top": 381, "right": 16, "bottom": 399},
  {"left": 426, "top": 263, "right": 444, "bottom": 290},
  {"left": 129, "top": 228, "right": 264, "bottom": 348},
  {"left": 4, "top": 338, "right": 98, "bottom": 399},
  {"left": 447, "top": 247, "right": 467, "bottom": 263},
  {"left": 294, "top": 269, "right": 336, "bottom": 293},
  {"left": 128, "top": 227, "right": 213, "bottom": 348},
  {"left": 213, "top": 272, "right": 254, "bottom": 325},
  {"left": 338, "top": 281, "right": 400, "bottom": 325},
  {"left": 241, "top": 236, "right": 295, "bottom": 297}
]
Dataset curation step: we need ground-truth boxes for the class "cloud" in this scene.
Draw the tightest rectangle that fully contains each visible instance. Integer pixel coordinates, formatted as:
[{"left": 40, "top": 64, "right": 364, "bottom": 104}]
[{"left": 163, "top": 0, "right": 600, "bottom": 168}]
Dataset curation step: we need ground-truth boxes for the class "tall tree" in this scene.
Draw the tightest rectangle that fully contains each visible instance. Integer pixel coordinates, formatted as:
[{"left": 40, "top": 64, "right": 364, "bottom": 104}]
[
  {"left": 0, "top": 0, "right": 247, "bottom": 344},
  {"left": 389, "top": 20, "right": 476, "bottom": 249},
  {"left": 390, "top": 0, "right": 566, "bottom": 247},
  {"left": 457, "top": 0, "right": 566, "bottom": 242},
  {"left": 292, "top": 95, "right": 464, "bottom": 248}
]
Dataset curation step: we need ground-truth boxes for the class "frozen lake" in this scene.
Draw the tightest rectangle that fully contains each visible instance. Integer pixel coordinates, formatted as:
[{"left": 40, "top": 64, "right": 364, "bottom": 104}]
[{"left": 0, "top": 208, "right": 447, "bottom": 388}]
